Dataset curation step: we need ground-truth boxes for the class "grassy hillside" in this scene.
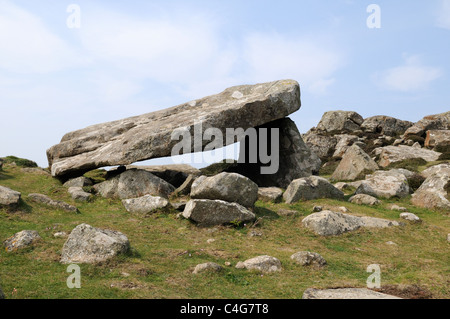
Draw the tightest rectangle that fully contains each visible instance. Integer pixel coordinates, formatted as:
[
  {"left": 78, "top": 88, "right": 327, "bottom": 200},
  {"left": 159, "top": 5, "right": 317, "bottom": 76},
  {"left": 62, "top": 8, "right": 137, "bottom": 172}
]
[{"left": 0, "top": 163, "right": 449, "bottom": 299}]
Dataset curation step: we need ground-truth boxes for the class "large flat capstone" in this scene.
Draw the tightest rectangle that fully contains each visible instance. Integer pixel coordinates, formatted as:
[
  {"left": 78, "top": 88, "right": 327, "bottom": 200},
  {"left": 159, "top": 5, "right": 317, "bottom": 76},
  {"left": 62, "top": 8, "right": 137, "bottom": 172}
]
[{"left": 47, "top": 80, "right": 301, "bottom": 178}]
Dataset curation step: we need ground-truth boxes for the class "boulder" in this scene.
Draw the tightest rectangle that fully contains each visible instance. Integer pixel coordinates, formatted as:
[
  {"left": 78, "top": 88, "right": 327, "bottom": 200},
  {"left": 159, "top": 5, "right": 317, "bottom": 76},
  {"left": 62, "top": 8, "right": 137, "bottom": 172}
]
[
  {"left": 68, "top": 187, "right": 92, "bottom": 202},
  {"left": 182, "top": 199, "right": 256, "bottom": 227},
  {"left": 192, "top": 262, "right": 223, "bottom": 274},
  {"left": 374, "top": 145, "right": 442, "bottom": 168},
  {"left": 403, "top": 111, "right": 450, "bottom": 140},
  {"left": 235, "top": 255, "right": 282, "bottom": 273},
  {"left": 302, "top": 288, "right": 401, "bottom": 299},
  {"left": 3, "top": 230, "right": 41, "bottom": 252},
  {"left": 28, "top": 193, "right": 78, "bottom": 213},
  {"left": 390, "top": 205, "right": 408, "bottom": 212},
  {"left": 257, "top": 187, "right": 284, "bottom": 202},
  {"left": 172, "top": 174, "right": 197, "bottom": 196},
  {"left": 331, "top": 145, "right": 379, "bottom": 181},
  {"left": 290, "top": 251, "right": 327, "bottom": 268},
  {"left": 303, "top": 131, "right": 337, "bottom": 160},
  {"left": 126, "top": 164, "right": 200, "bottom": 188},
  {"left": 316, "top": 111, "right": 364, "bottom": 134},
  {"left": 94, "top": 169, "right": 175, "bottom": 200},
  {"left": 302, "top": 211, "right": 400, "bottom": 236},
  {"left": 332, "top": 134, "right": 359, "bottom": 159},
  {"left": 228, "top": 117, "right": 321, "bottom": 188},
  {"left": 0, "top": 185, "right": 21, "bottom": 207},
  {"left": 400, "top": 212, "right": 421, "bottom": 223},
  {"left": 63, "top": 177, "right": 93, "bottom": 188},
  {"left": 60, "top": 224, "right": 130, "bottom": 264},
  {"left": 349, "top": 194, "right": 381, "bottom": 206},
  {"left": 122, "top": 195, "right": 170, "bottom": 214},
  {"left": 355, "top": 171, "right": 410, "bottom": 199},
  {"left": 425, "top": 130, "right": 450, "bottom": 151},
  {"left": 411, "top": 173, "right": 450, "bottom": 210},
  {"left": 190, "top": 172, "right": 258, "bottom": 208},
  {"left": 421, "top": 164, "right": 450, "bottom": 179},
  {"left": 283, "top": 176, "right": 345, "bottom": 204},
  {"left": 361, "top": 116, "right": 413, "bottom": 136},
  {"left": 47, "top": 80, "right": 301, "bottom": 179}
]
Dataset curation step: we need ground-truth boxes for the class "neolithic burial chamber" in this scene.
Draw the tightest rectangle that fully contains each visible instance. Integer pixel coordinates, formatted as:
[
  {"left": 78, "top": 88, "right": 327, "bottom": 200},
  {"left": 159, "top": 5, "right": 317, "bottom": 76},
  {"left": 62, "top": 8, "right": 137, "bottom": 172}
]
[{"left": 47, "top": 79, "right": 320, "bottom": 187}]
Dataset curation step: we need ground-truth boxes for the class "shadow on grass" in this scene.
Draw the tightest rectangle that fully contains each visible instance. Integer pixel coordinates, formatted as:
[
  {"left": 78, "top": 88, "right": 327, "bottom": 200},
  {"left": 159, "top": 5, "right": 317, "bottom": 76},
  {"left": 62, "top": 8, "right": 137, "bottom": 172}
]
[{"left": 254, "top": 206, "right": 279, "bottom": 220}]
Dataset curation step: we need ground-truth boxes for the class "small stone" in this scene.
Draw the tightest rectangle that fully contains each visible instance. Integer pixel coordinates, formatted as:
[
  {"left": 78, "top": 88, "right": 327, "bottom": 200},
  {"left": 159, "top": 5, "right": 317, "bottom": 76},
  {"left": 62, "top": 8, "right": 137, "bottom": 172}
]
[
  {"left": 235, "top": 255, "right": 282, "bottom": 273},
  {"left": 339, "top": 207, "right": 349, "bottom": 213},
  {"left": 224, "top": 262, "right": 232, "bottom": 267},
  {"left": 386, "top": 241, "right": 398, "bottom": 246},
  {"left": 68, "top": 187, "right": 92, "bottom": 202},
  {"left": 53, "top": 231, "right": 68, "bottom": 238},
  {"left": 391, "top": 205, "right": 408, "bottom": 212},
  {"left": 277, "top": 209, "right": 298, "bottom": 217},
  {"left": 193, "top": 262, "right": 223, "bottom": 274},
  {"left": 349, "top": 194, "right": 381, "bottom": 206},
  {"left": 3, "top": 230, "right": 41, "bottom": 252},
  {"left": 290, "top": 251, "right": 327, "bottom": 268},
  {"left": 400, "top": 212, "right": 421, "bottom": 223},
  {"left": 206, "top": 239, "right": 216, "bottom": 244},
  {"left": 313, "top": 206, "right": 323, "bottom": 212},
  {"left": 249, "top": 230, "right": 263, "bottom": 237}
]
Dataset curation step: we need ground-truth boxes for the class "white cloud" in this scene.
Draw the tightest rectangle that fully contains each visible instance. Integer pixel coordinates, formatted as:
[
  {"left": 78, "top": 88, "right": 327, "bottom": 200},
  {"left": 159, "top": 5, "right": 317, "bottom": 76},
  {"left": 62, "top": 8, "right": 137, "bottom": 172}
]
[
  {"left": 375, "top": 55, "right": 442, "bottom": 92},
  {"left": 436, "top": 0, "right": 450, "bottom": 30},
  {"left": 242, "top": 32, "right": 343, "bottom": 94},
  {"left": 0, "top": 1, "right": 86, "bottom": 73}
]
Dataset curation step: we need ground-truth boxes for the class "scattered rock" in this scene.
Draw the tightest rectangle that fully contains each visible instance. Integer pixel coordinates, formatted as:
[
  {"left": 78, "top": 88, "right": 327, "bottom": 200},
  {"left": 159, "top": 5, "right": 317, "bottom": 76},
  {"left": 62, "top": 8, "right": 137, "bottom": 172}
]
[
  {"left": 390, "top": 205, "right": 408, "bottom": 212},
  {"left": 303, "top": 132, "right": 337, "bottom": 160},
  {"left": 3, "top": 230, "right": 41, "bottom": 252},
  {"left": 206, "top": 239, "right": 216, "bottom": 244},
  {"left": 192, "top": 262, "right": 223, "bottom": 274},
  {"left": 302, "top": 288, "right": 401, "bottom": 299},
  {"left": 127, "top": 164, "right": 201, "bottom": 188},
  {"left": 313, "top": 206, "right": 323, "bottom": 212},
  {"left": 403, "top": 111, "right": 450, "bottom": 140},
  {"left": 60, "top": 224, "right": 130, "bottom": 264},
  {"left": 277, "top": 209, "right": 298, "bottom": 217},
  {"left": 28, "top": 193, "right": 78, "bottom": 213},
  {"left": 283, "top": 176, "right": 344, "bottom": 204},
  {"left": 355, "top": 171, "right": 410, "bottom": 199},
  {"left": 63, "top": 177, "right": 93, "bottom": 188},
  {"left": 122, "top": 195, "right": 170, "bottom": 214},
  {"left": 349, "top": 194, "right": 381, "bottom": 206},
  {"left": 191, "top": 172, "right": 258, "bottom": 208},
  {"left": 68, "top": 187, "right": 92, "bottom": 202},
  {"left": 374, "top": 145, "right": 442, "bottom": 168},
  {"left": 248, "top": 230, "right": 263, "bottom": 237},
  {"left": 411, "top": 173, "right": 450, "bottom": 210},
  {"left": 338, "top": 207, "right": 349, "bottom": 213},
  {"left": 425, "top": 130, "right": 450, "bottom": 151},
  {"left": 302, "top": 211, "right": 400, "bottom": 236},
  {"left": 421, "top": 164, "right": 450, "bottom": 179},
  {"left": 331, "top": 145, "right": 379, "bottom": 181},
  {"left": 290, "top": 251, "right": 327, "bottom": 268},
  {"left": 400, "top": 213, "right": 421, "bottom": 223},
  {"left": 54, "top": 232, "right": 68, "bottom": 238},
  {"left": 182, "top": 199, "right": 255, "bottom": 227},
  {"left": 316, "top": 111, "right": 364, "bottom": 134},
  {"left": 235, "top": 255, "right": 282, "bottom": 273},
  {"left": 332, "top": 134, "right": 359, "bottom": 159},
  {"left": 386, "top": 241, "right": 398, "bottom": 246},
  {"left": 257, "top": 187, "right": 284, "bottom": 203},
  {"left": 361, "top": 116, "right": 413, "bottom": 137},
  {"left": 0, "top": 185, "right": 21, "bottom": 207}
]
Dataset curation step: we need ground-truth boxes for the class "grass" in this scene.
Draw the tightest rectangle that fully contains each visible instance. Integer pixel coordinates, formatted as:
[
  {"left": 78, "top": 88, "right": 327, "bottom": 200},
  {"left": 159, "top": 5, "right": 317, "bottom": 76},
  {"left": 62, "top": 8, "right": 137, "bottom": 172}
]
[{"left": 0, "top": 163, "right": 449, "bottom": 299}]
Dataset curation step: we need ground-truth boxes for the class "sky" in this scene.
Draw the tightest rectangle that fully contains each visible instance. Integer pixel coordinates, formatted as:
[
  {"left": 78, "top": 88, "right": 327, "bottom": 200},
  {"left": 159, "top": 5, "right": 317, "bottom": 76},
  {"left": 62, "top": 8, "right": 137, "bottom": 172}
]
[{"left": 1, "top": 0, "right": 449, "bottom": 168}]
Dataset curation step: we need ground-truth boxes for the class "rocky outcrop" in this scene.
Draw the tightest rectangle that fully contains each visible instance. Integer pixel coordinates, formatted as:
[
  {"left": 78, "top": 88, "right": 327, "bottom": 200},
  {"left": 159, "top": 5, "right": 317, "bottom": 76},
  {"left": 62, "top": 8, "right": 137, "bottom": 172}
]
[
  {"left": 316, "top": 111, "right": 364, "bottom": 134},
  {"left": 290, "top": 251, "right": 327, "bottom": 268},
  {"left": 3, "top": 230, "right": 42, "bottom": 252},
  {"left": 28, "top": 193, "right": 78, "bottom": 213},
  {"left": 236, "top": 255, "right": 282, "bottom": 273},
  {"left": 283, "top": 176, "right": 344, "bottom": 204},
  {"left": 190, "top": 173, "right": 258, "bottom": 208},
  {"left": 93, "top": 169, "right": 175, "bottom": 200},
  {"left": 361, "top": 116, "right": 413, "bottom": 136},
  {"left": 421, "top": 164, "right": 450, "bottom": 179},
  {"left": 355, "top": 171, "right": 410, "bottom": 199},
  {"left": 411, "top": 173, "right": 450, "bottom": 210},
  {"left": 403, "top": 111, "right": 450, "bottom": 140},
  {"left": 331, "top": 145, "right": 379, "bottom": 181},
  {"left": 374, "top": 145, "right": 442, "bottom": 168},
  {"left": 60, "top": 224, "right": 130, "bottom": 264},
  {"left": 47, "top": 80, "right": 301, "bottom": 178},
  {"left": 303, "top": 288, "right": 401, "bottom": 299},
  {"left": 425, "top": 130, "right": 450, "bottom": 151},
  {"left": 332, "top": 134, "right": 359, "bottom": 159},
  {"left": 122, "top": 195, "right": 170, "bottom": 214},
  {"left": 0, "top": 185, "right": 21, "bottom": 207},
  {"left": 182, "top": 199, "right": 256, "bottom": 227},
  {"left": 303, "top": 132, "right": 337, "bottom": 160},
  {"left": 302, "top": 211, "right": 400, "bottom": 236}
]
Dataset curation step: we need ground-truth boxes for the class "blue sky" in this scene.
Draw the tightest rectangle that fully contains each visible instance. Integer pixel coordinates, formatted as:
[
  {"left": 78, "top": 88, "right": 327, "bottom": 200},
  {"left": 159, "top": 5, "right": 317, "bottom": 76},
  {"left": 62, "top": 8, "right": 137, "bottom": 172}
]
[{"left": 1, "top": 0, "right": 449, "bottom": 168}]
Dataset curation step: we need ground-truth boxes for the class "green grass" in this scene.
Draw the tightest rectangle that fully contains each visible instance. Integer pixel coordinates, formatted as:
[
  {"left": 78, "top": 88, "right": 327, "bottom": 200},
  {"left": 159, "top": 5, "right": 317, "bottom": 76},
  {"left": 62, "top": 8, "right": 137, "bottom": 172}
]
[{"left": 0, "top": 164, "right": 449, "bottom": 299}]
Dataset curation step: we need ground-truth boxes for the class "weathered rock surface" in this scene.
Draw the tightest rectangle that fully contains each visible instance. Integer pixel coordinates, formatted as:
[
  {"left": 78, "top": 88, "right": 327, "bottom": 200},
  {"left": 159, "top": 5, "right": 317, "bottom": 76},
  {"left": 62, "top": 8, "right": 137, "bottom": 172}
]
[
  {"left": 172, "top": 174, "right": 197, "bottom": 196},
  {"left": 127, "top": 164, "right": 200, "bottom": 188},
  {"left": 257, "top": 187, "right": 284, "bottom": 202},
  {"left": 0, "top": 185, "right": 21, "bottom": 207},
  {"left": 421, "top": 164, "right": 450, "bottom": 179},
  {"left": 190, "top": 172, "right": 258, "bottom": 208},
  {"left": 302, "top": 211, "right": 400, "bottom": 236},
  {"left": 425, "top": 130, "right": 450, "bottom": 150},
  {"left": 361, "top": 116, "right": 413, "bottom": 136},
  {"left": 303, "top": 132, "right": 337, "bottom": 160},
  {"left": 68, "top": 187, "right": 92, "bottom": 202},
  {"left": 3, "top": 230, "right": 41, "bottom": 252},
  {"left": 93, "top": 169, "right": 175, "bottom": 199},
  {"left": 60, "top": 224, "right": 130, "bottom": 264},
  {"left": 411, "top": 173, "right": 450, "bottom": 210},
  {"left": 349, "top": 194, "right": 381, "bottom": 206},
  {"left": 229, "top": 117, "right": 321, "bottom": 188},
  {"left": 192, "top": 262, "right": 223, "bottom": 274},
  {"left": 283, "top": 176, "right": 344, "bottom": 204},
  {"left": 63, "top": 177, "right": 93, "bottom": 188},
  {"left": 403, "top": 111, "right": 450, "bottom": 140},
  {"left": 28, "top": 193, "right": 78, "bottom": 213},
  {"left": 355, "top": 171, "right": 410, "bottom": 199},
  {"left": 47, "top": 80, "right": 301, "bottom": 178},
  {"left": 331, "top": 145, "right": 379, "bottom": 181},
  {"left": 302, "top": 288, "right": 401, "bottom": 299},
  {"left": 236, "top": 255, "right": 282, "bottom": 273},
  {"left": 400, "top": 212, "right": 421, "bottom": 223},
  {"left": 182, "top": 199, "right": 256, "bottom": 227},
  {"left": 332, "top": 134, "right": 359, "bottom": 159},
  {"left": 122, "top": 195, "right": 170, "bottom": 214},
  {"left": 290, "top": 251, "right": 327, "bottom": 268},
  {"left": 374, "top": 145, "right": 442, "bottom": 168},
  {"left": 316, "top": 111, "right": 364, "bottom": 134}
]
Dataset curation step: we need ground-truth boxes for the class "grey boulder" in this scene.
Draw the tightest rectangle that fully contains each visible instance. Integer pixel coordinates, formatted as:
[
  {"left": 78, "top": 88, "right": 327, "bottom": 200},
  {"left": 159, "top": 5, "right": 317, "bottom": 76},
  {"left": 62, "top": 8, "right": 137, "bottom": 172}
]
[
  {"left": 122, "top": 195, "right": 170, "bottom": 214},
  {"left": 355, "top": 171, "right": 410, "bottom": 199},
  {"left": 28, "top": 193, "right": 78, "bottom": 213},
  {"left": 316, "top": 111, "right": 364, "bottom": 134},
  {"left": 290, "top": 251, "right": 327, "bottom": 268},
  {"left": 331, "top": 145, "right": 379, "bottom": 181},
  {"left": 3, "top": 230, "right": 41, "bottom": 252},
  {"left": 235, "top": 255, "right": 282, "bottom": 273},
  {"left": 0, "top": 185, "right": 21, "bottom": 207},
  {"left": 349, "top": 194, "right": 382, "bottom": 206},
  {"left": 283, "top": 176, "right": 344, "bottom": 204}
]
